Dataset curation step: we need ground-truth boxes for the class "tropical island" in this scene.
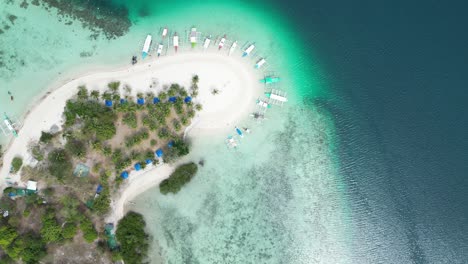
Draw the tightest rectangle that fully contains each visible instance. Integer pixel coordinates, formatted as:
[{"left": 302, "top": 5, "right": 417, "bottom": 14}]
[{"left": 0, "top": 52, "right": 260, "bottom": 263}]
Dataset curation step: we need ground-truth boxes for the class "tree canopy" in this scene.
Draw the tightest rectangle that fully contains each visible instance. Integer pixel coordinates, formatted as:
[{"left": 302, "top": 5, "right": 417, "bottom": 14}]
[
  {"left": 116, "top": 212, "right": 149, "bottom": 264},
  {"left": 159, "top": 162, "right": 198, "bottom": 195}
]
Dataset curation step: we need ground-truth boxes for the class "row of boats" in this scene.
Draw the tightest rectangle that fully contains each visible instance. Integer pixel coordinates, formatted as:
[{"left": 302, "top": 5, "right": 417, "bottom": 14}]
[{"left": 141, "top": 27, "right": 265, "bottom": 68}]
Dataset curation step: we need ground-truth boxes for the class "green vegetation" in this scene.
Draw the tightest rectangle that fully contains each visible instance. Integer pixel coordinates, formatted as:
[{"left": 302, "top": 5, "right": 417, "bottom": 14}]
[
  {"left": 11, "top": 157, "right": 23, "bottom": 173},
  {"left": 31, "top": 145, "right": 44, "bottom": 161},
  {"left": 64, "top": 100, "right": 116, "bottom": 140},
  {"left": 41, "top": 209, "right": 62, "bottom": 243},
  {"left": 122, "top": 112, "right": 138, "bottom": 128},
  {"left": 159, "top": 162, "right": 198, "bottom": 195},
  {"left": 65, "top": 139, "right": 87, "bottom": 158},
  {"left": 77, "top": 85, "right": 89, "bottom": 100},
  {"left": 80, "top": 216, "right": 98, "bottom": 243},
  {"left": 116, "top": 212, "right": 149, "bottom": 264},
  {"left": 48, "top": 149, "right": 72, "bottom": 180},
  {"left": 163, "top": 138, "right": 190, "bottom": 163},
  {"left": 40, "top": 131, "right": 54, "bottom": 143},
  {"left": 0, "top": 225, "right": 46, "bottom": 263},
  {"left": 62, "top": 223, "right": 78, "bottom": 240},
  {"left": 125, "top": 129, "right": 149, "bottom": 148}
]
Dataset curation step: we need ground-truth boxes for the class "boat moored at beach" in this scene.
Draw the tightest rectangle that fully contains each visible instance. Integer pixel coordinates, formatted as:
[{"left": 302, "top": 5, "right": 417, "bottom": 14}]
[
  {"left": 157, "top": 44, "right": 163, "bottom": 57},
  {"left": 218, "top": 35, "right": 226, "bottom": 50},
  {"left": 162, "top": 27, "right": 168, "bottom": 38},
  {"left": 173, "top": 33, "right": 179, "bottom": 52},
  {"left": 2, "top": 113, "right": 18, "bottom": 138},
  {"left": 203, "top": 35, "right": 211, "bottom": 49},
  {"left": 190, "top": 27, "right": 197, "bottom": 48},
  {"left": 260, "top": 76, "right": 281, "bottom": 84},
  {"left": 242, "top": 44, "right": 255, "bottom": 57},
  {"left": 255, "top": 58, "right": 266, "bottom": 69},
  {"left": 235, "top": 126, "right": 244, "bottom": 138},
  {"left": 256, "top": 99, "right": 271, "bottom": 109},
  {"left": 229, "top": 41, "right": 238, "bottom": 56},
  {"left": 142, "top": 35, "right": 152, "bottom": 59}
]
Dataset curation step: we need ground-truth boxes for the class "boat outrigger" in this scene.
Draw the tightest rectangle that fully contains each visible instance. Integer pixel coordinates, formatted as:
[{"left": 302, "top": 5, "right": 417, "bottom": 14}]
[
  {"left": 242, "top": 44, "right": 255, "bottom": 57},
  {"left": 157, "top": 44, "right": 163, "bottom": 57},
  {"left": 256, "top": 99, "right": 271, "bottom": 109},
  {"left": 162, "top": 27, "right": 168, "bottom": 38},
  {"left": 203, "top": 35, "right": 211, "bottom": 49},
  {"left": 3, "top": 113, "right": 18, "bottom": 138},
  {"left": 255, "top": 58, "right": 266, "bottom": 69},
  {"left": 218, "top": 35, "right": 226, "bottom": 50},
  {"left": 142, "top": 35, "right": 152, "bottom": 59},
  {"left": 190, "top": 27, "right": 197, "bottom": 48},
  {"left": 235, "top": 126, "right": 244, "bottom": 138},
  {"left": 260, "top": 76, "right": 281, "bottom": 84},
  {"left": 265, "top": 89, "right": 288, "bottom": 106},
  {"left": 228, "top": 41, "right": 237, "bottom": 56},
  {"left": 173, "top": 33, "right": 179, "bottom": 52}
]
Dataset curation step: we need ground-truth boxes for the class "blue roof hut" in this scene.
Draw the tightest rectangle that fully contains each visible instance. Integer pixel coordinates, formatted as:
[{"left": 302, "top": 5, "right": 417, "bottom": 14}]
[
  {"left": 155, "top": 149, "right": 163, "bottom": 158},
  {"left": 168, "top": 140, "right": 174, "bottom": 148},
  {"left": 134, "top": 163, "right": 142, "bottom": 171}
]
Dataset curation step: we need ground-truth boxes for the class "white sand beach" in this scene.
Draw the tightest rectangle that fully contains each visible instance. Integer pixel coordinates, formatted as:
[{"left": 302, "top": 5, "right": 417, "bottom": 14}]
[{"left": 0, "top": 52, "right": 261, "bottom": 222}]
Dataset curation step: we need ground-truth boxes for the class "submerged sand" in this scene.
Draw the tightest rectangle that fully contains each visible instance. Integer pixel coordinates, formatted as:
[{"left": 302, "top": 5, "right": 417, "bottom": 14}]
[{"left": 0, "top": 52, "right": 262, "bottom": 223}]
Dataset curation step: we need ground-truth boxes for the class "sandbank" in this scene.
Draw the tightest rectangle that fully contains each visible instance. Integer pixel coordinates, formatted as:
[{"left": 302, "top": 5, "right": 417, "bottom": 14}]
[{"left": 0, "top": 51, "right": 262, "bottom": 222}]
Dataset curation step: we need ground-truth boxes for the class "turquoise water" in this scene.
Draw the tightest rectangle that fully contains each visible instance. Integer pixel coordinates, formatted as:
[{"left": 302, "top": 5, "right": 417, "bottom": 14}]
[{"left": 0, "top": 0, "right": 351, "bottom": 262}]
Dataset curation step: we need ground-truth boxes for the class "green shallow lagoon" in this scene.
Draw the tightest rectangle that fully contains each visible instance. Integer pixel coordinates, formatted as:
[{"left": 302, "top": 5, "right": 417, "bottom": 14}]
[{"left": 0, "top": 0, "right": 351, "bottom": 262}]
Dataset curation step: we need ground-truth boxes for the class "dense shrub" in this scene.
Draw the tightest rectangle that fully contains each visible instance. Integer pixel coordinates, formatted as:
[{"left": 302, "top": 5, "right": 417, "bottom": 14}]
[
  {"left": 40, "top": 210, "right": 62, "bottom": 243},
  {"left": 40, "top": 131, "right": 54, "bottom": 143},
  {"left": 122, "top": 112, "right": 137, "bottom": 128},
  {"left": 62, "top": 223, "right": 78, "bottom": 239},
  {"left": 48, "top": 149, "right": 72, "bottom": 179},
  {"left": 159, "top": 162, "right": 197, "bottom": 195},
  {"left": 125, "top": 129, "right": 149, "bottom": 148},
  {"left": 163, "top": 138, "right": 190, "bottom": 163},
  {"left": 116, "top": 212, "right": 149, "bottom": 264},
  {"left": 11, "top": 157, "right": 23, "bottom": 173},
  {"left": 80, "top": 216, "right": 98, "bottom": 243},
  {"left": 65, "top": 139, "right": 87, "bottom": 158}
]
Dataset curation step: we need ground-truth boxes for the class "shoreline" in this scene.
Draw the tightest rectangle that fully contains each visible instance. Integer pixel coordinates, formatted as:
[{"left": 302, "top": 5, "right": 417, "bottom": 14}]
[{"left": 0, "top": 51, "right": 262, "bottom": 223}]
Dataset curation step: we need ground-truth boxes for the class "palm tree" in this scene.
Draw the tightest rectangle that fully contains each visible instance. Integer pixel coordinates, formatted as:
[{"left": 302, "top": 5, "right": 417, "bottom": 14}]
[
  {"left": 90, "top": 90, "right": 100, "bottom": 100},
  {"left": 211, "top": 89, "right": 219, "bottom": 95},
  {"left": 108, "top": 81, "right": 120, "bottom": 93},
  {"left": 192, "top": 75, "right": 199, "bottom": 84}
]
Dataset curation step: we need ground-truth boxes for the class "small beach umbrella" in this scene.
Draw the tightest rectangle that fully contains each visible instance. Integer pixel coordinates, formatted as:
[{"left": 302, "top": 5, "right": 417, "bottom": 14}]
[
  {"left": 120, "top": 98, "right": 127, "bottom": 104},
  {"left": 156, "top": 149, "right": 163, "bottom": 158},
  {"left": 168, "top": 97, "right": 177, "bottom": 103},
  {"left": 146, "top": 159, "right": 153, "bottom": 164},
  {"left": 120, "top": 171, "right": 129, "bottom": 179},
  {"left": 137, "top": 98, "right": 145, "bottom": 105},
  {"left": 153, "top": 97, "right": 160, "bottom": 104},
  {"left": 184, "top": 96, "right": 192, "bottom": 103},
  {"left": 168, "top": 140, "right": 174, "bottom": 148},
  {"left": 134, "top": 163, "right": 141, "bottom": 171},
  {"left": 105, "top": 100, "right": 113, "bottom": 107}
]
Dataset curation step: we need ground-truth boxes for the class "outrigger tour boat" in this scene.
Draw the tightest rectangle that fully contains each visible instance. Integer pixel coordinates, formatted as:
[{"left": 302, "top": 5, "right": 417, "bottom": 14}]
[
  {"left": 242, "top": 44, "right": 255, "bottom": 57},
  {"left": 256, "top": 99, "right": 271, "bottom": 109},
  {"left": 228, "top": 41, "right": 237, "bottom": 56},
  {"left": 142, "top": 35, "right": 152, "bottom": 59},
  {"left": 157, "top": 44, "right": 163, "bottom": 57},
  {"left": 260, "top": 76, "right": 281, "bottom": 84},
  {"left": 173, "top": 33, "right": 179, "bottom": 52},
  {"left": 235, "top": 126, "right": 244, "bottom": 138},
  {"left": 203, "top": 35, "right": 211, "bottom": 49},
  {"left": 265, "top": 89, "right": 288, "bottom": 106},
  {"left": 162, "top": 27, "right": 168, "bottom": 38},
  {"left": 3, "top": 113, "right": 18, "bottom": 138},
  {"left": 190, "top": 27, "right": 197, "bottom": 48},
  {"left": 255, "top": 58, "right": 266, "bottom": 69},
  {"left": 218, "top": 35, "right": 226, "bottom": 50}
]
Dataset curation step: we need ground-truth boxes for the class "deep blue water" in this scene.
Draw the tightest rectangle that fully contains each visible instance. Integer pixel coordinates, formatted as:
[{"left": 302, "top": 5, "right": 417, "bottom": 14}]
[{"left": 277, "top": 0, "right": 468, "bottom": 263}]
